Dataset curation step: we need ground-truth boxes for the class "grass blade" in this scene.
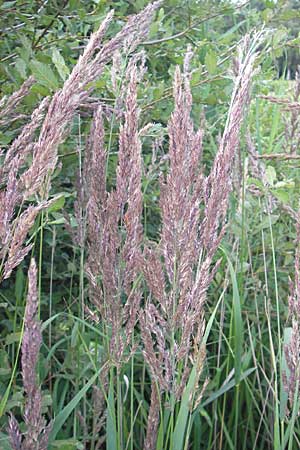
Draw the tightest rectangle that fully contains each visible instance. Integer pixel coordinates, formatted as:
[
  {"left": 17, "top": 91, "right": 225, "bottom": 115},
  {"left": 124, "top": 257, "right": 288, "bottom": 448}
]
[
  {"left": 49, "top": 364, "right": 107, "bottom": 443},
  {"left": 172, "top": 293, "right": 223, "bottom": 450}
]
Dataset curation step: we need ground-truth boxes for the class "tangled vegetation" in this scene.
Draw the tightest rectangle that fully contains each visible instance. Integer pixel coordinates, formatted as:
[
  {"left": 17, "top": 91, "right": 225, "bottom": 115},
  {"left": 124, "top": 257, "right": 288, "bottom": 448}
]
[{"left": 1, "top": 1, "right": 300, "bottom": 449}]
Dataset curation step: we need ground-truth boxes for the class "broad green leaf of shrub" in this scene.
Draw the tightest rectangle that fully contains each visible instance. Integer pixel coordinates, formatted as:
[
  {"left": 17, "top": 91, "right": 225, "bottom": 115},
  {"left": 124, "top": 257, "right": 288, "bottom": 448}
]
[
  {"left": 205, "top": 51, "right": 217, "bottom": 75},
  {"left": 15, "top": 58, "right": 27, "bottom": 79},
  {"left": 271, "top": 188, "right": 289, "bottom": 203},
  {"left": 52, "top": 48, "right": 70, "bottom": 81},
  {"left": 30, "top": 60, "right": 59, "bottom": 91},
  {"left": 47, "top": 195, "right": 65, "bottom": 213},
  {"left": 265, "top": 165, "right": 276, "bottom": 186}
]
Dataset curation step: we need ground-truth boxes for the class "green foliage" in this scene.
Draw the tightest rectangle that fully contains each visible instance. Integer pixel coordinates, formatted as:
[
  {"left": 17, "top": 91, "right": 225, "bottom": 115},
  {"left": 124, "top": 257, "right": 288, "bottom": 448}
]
[{"left": 2, "top": 1, "right": 300, "bottom": 449}]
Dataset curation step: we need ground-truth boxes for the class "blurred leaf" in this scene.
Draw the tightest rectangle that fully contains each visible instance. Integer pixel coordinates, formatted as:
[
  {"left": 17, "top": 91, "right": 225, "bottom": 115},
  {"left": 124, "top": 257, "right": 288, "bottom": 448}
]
[
  {"left": 265, "top": 165, "right": 276, "bottom": 186},
  {"left": 200, "top": 367, "right": 256, "bottom": 408},
  {"left": 223, "top": 248, "right": 243, "bottom": 384},
  {"left": 254, "top": 214, "right": 280, "bottom": 234},
  {"left": 6, "top": 332, "right": 21, "bottom": 345},
  {"left": 14, "top": 58, "right": 27, "bottom": 79},
  {"left": 0, "top": 350, "right": 10, "bottom": 379},
  {"left": 107, "top": 373, "right": 117, "bottom": 450},
  {"left": 0, "top": 432, "right": 12, "bottom": 450},
  {"left": 205, "top": 51, "right": 217, "bottom": 75},
  {"left": 15, "top": 266, "right": 24, "bottom": 304},
  {"left": 49, "top": 366, "right": 105, "bottom": 442},
  {"left": 52, "top": 48, "right": 70, "bottom": 81},
  {"left": 30, "top": 60, "right": 59, "bottom": 90},
  {"left": 271, "top": 188, "right": 289, "bottom": 203},
  {"left": 280, "top": 327, "right": 292, "bottom": 420},
  {"left": 51, "top": 439, "right": 84, "bottom": 450},
  {"left": 47, "top": 195, "right": 65, "bottom": 213}
]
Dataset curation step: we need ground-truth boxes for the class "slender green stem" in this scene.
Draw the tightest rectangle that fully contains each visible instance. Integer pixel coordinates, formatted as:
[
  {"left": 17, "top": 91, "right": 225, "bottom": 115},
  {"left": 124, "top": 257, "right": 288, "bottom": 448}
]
[
  {"left": 130, "top": 336, "right": 134, "bottom": 450},
  {"left": 38, "top": 209, "right": 44, "bottom": 320},
  {"left": 117, "top": 370, "right": 123, "bottom": 450},
  {"left": 49, "top": 226, "right": 56, "bottom": 408}
]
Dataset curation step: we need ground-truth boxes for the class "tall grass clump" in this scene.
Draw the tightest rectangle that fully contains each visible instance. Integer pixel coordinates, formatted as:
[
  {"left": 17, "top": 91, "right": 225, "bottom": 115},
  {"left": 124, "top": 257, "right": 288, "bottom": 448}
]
[
  {"left": 6, "top": 2, "right": 299, "bottom": 449},
  {"left": 66, "top": 32, "right": 261, "bottom": 448},
  {"left": 0, "top": 1, "right": 161, "bottom": 284},
  {"left": 1, "top": 22, "right": 262, "bottom": 450},
  {"left": 140, "top": 35, "right": 260, "bottom": 449},
  {"left": 0, "top": 2, "right": 161, "bottom": 446}
]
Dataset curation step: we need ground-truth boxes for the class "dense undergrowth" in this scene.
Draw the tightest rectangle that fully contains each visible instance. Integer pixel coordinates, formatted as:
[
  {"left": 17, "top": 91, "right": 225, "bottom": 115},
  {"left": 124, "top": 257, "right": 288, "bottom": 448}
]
[{"left": 1, "top": 1, "right": 300, "bottom": 449}]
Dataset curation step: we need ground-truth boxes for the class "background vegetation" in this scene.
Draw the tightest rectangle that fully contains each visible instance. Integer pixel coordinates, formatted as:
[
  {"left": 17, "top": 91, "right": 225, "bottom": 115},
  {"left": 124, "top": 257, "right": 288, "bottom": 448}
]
[{"left": 2, "top": 0, "right": 300, "bottom": 449}]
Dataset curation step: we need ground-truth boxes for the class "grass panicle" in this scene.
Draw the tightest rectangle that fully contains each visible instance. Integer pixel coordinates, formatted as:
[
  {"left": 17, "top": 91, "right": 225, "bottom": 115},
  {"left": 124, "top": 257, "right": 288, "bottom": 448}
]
[{"left": 8, "top": 258, "right": 51, "bottom": 450}]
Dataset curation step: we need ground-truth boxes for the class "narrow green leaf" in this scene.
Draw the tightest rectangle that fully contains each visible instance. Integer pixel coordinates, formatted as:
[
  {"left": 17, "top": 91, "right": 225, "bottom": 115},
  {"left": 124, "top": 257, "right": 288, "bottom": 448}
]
[
  {"left": 172, "top": 294, "right": 223, "bottom": 450},
  {"left": 221, "top": 248, "right": 243, "bottom": 384},
  {"left": 280, "top": 327, "right": 292, "bottom": 420},
  {"left": 15, "top": 266, "right": 24, "bottom": 303},
  {"left": 49, "top": 365, "right": 106, "bottom": 442},
  {"left": 51, "top": 439, "right": 83, "bottom": 450},
  {"left": 107, "top": 372, "right": 118, "bottom": 450},
  {"left": 0, "top": 322, "right": 24, "bottom": 417},
  {"left": 200, "top": 367, "right": 256, "bottom": 407}
]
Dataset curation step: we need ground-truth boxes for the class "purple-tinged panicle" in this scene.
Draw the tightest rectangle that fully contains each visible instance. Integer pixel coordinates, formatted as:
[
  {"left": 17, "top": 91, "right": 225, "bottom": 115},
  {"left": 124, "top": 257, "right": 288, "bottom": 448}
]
[
  {"left": 20, "top": 2, "right": 161, "bottom": 200},
  {"left": 202, "top": 35, "right": 257, "bottom": 253},
  {"left": 86, "top": 107, "right": 107, "bottom": 211},
  {"left": 107, "top": 62, "right": 144, "bottom": 364},
  {"left": 288, "top": 215, "right": 300, "bottom": 319},
  {"left": 1, "top": 198, "right": 59, "bottom": 281},
  {"left": 3, "top": 96, "right": 50, "bottom": 177},
  {"left": 0, "top": 76, "right": 35, "bottom": 126},
  {"left": 85, "top": 106, "right": 107, "bottom": 311},
  {"left": 140, "top": 303, "right": 171, "bottom": 391},
  {"left": 283, "top": 319, "right": 300, "bottom": 410},
  {"left": 161, "top": 57, "right": 204, "bottom": 290},
  {"left": 7, "top": 259, "right": 51, "bottom": 450},
  {"left": 142, "top": 247, "right": 166, "bottom": 309},
  {"left": 2, "top": 206, "right": 39, "bottom": 281},
  {"left": 119, "top": 65, "right": 143, "bottom": 293},
  {"left": 85, "top": 60, "right": 145, "bottom": 368},
  {"left": 141, "top": 50, "right": 206, "bottom": 449},
  {"left": 8, "top": 414, "right": 22, "bottom": 450},
  {"left": 19, "top": 12, "right": 112, "bottom": 200},
  {"left": 22, "top": 260, "right": 40, "bottom": 393},
  {"left": 144, "top": 382, "right": 160, "bottom": 450},
  {"left": 141, "top": 37, "right": 259, "bottom": 450},
  {"left": 21, "top": 259, "right": 45, "bottom": 449},
  {"left": 1, "top": 3, "right": 161, "bottom": 284},
  {"left": 0, "top": 156, "right": 20, "bottom": 252}
]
